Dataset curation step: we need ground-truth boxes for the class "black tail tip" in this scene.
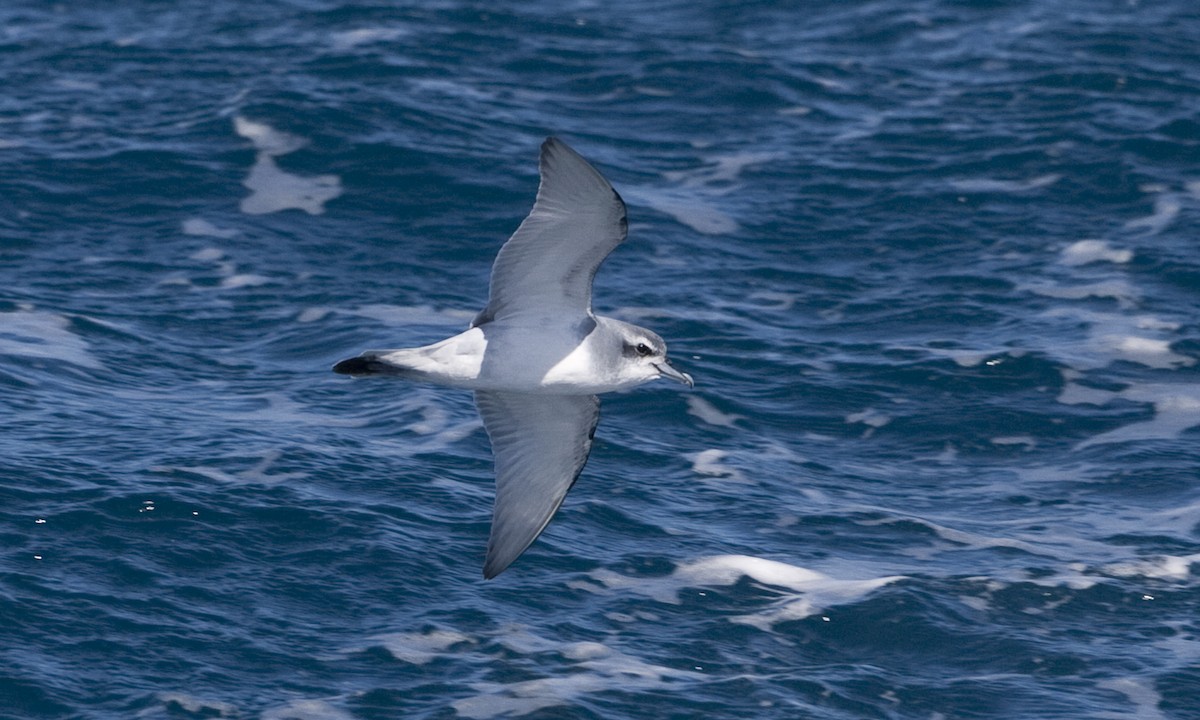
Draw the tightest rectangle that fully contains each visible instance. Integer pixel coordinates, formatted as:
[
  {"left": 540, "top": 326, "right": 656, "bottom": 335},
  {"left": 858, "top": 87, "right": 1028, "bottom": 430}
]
[{"left": 332, "top": 356, "right": 374, "bottom": 375}]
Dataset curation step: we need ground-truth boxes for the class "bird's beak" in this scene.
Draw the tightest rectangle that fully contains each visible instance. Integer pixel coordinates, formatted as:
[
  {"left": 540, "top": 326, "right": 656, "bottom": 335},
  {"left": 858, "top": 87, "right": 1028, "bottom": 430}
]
[{"left": 655, "top": 360, "right": 694, "bottom": 388}]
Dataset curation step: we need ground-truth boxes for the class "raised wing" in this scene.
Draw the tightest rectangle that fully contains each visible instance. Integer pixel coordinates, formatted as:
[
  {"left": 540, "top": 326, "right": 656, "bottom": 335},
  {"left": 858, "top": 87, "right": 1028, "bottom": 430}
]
[
  {"left": 472, "top": 137, "right": 627, "bottom": 327},
  {"left": 474, "top": 390, "right": 600, "bottom": 578}
]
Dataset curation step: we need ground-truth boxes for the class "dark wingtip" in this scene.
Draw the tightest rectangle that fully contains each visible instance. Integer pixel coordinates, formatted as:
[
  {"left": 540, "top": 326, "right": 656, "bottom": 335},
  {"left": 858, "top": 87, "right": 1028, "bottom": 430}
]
[
  {"left": 332, "top": 356, "right": 374, "bottom": 375},
  {"left": 482, "top": 554, "right": 507, "bottom": 580},
  {"left": 483, "top": 549, "right": 523, "bottom": 579}
]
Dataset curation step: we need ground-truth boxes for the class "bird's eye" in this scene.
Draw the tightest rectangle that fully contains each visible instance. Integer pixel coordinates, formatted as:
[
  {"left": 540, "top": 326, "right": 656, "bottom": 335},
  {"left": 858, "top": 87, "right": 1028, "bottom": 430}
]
[{"left": 636, "top": 343, "right": 652, "bottom": 357}]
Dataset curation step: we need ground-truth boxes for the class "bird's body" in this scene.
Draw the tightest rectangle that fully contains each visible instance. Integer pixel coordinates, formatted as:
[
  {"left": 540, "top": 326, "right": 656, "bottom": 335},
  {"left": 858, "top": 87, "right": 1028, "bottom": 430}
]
[
  {"left": 339, "top": 315, "right": 673, "bottom": 395},
  {"left": 334, "top": 137, "right": 692, "bottom": 578}
]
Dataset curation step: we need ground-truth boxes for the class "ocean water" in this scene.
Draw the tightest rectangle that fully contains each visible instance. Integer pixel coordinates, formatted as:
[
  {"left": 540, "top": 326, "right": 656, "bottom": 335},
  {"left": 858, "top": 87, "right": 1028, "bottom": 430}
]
[{"left": 2, "top": 1, "right": 1199, "bottom": 718}]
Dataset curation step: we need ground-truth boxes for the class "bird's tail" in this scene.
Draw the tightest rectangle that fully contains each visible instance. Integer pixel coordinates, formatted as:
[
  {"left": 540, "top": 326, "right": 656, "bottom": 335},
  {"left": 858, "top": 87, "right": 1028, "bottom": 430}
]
[{"left": 331, "top": 350, "right": 421, "bottom": 377}]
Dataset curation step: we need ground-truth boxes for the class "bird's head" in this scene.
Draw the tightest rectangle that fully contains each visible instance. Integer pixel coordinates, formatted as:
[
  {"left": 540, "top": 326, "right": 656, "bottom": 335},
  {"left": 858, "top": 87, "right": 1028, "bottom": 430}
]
[{"left": 614, "top": 323, "right": 694, "bottom": 388}]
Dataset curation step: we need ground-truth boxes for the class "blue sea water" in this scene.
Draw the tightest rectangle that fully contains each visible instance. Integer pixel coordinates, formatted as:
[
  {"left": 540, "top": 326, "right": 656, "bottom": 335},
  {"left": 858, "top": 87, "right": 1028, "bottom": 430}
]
[{"left": 3, "top": 1, "right": 1200, "bottom": 717}]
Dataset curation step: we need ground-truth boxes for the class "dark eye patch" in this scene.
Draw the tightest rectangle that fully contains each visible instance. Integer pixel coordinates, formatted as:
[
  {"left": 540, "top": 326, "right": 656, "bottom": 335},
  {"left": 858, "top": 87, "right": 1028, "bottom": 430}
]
[{"left": 636, "top": 343, "right": 652, "bottom": 357}]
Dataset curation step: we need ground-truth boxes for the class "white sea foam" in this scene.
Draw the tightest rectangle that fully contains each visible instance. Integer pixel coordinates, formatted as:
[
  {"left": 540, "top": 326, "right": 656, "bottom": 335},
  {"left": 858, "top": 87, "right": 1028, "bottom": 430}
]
[
  {"left": 369, "top": 395, "right": 482, "bottom": 457},
  {"left": 985, "top": 566, "right": 1099, "bottom": 592},
  {"left": 685, "top": 396, "right": 744, "bottom": 427},
  {"left": 159, "top": 244, "right": 275, "bottom": 293},
  {"left": 151, "top": 447, "right": 315, "bottom": 487},
  {"left": 889, "top": 488, "right": 1199, "bottom": 591},
  {"left": 219, "top": 273, "right": 272, "bottom": 289},
  {"left": 400, "top": 397, "right": 447, "bottom": 433},
  {"left": 914, "top": 346, "right": 992, "bottom": 367},
  {"left": 181, "top": 218, "right": 240, "bottom": 239},
  {"left": 707, "top": 289, "right": 812, "bottom": 322},
  {"left": 624, "top": 188, "right": 738, "bottom": 235},
  {"left": 346, "top": 303, "right": 475, "bottom": 326},
  {"left": 149, "top": 693, "right": 238, "bottom": 718},
  {"left": 1100, "top": 554, "right": 1200, "bottom": 581},
  {"left": 451, "top": 626, "right": 703, "bottom": 719},
  {"left": 1149, "top": 619, "right": 1200, "bottom": 676},
  {"left": 904, "top": 345, "right": 1026, "bottom": 369},
  {"left": 234, "top": 116, "right": 342, "bottom": 215},
  {"left": 662, "top": 150, "right": 773, "bottom": 187},
  {"left": 409, "top": 78, "right": 496, "bottom": 102},
  {"left": 949, "top": 174, "right": 1062, "bottom": 193},
  {"left": 1056, "top": 380, "right": 1116, "bottom": 406},
  {"left": 237, "top": 449, "right": 310, "bottom": 484},
  {"left": 633, "top": 85, "right": 674, "bottom": 97},
  {"left": 745, "top": 290, "right": 798, "bottom": 311},
  {"left": 261, "top": 699, "right": 355, "bottom": 720},
  {"left": 1025, "top": 278, "right": 1139, "bottom": 307},
  {"left": 341, "top": 628, "right": 473, "bottom": 664},
  {"left": 1039, "top": 308, "right": 1193, "bottom": 370},
  {"left": 990, "top": 435, "right": 1036, "bottom": 449},
  {"left": 410, "top": 412, "right": 480, "bottom": 446},
  {"left": 612, "top": 304, "right": 743, "bottom": 326},
  {"left": 53, "top": 77, "right": 101, "bottom": 92},
  {"left": 833, "top": 112, "right": 884, "bottom": 142},
  {"left": 1145, "top": 501, "right": 1200, "bottom": 545},
  {"left": 1060, "top": 381, "right": 1200, "bottom": 449},
  {"left": 234, "top": 116, "right": 306, "bottom": 156},
  {"left": 588, "top": 555, "right": 903, "bottom": 631},
  {"left": 846, "top": 408, "right": 891, "bottom": 427},
  {"left": 1058, "top": 239, "right": 1131, "bottom": 266},
  {"left": 330, "top": 27, "right": 409, "bottom": 50},
  {"left": 1095, "top": 678, "right": 1170, "bottom": 720},
  {"left": 240, "top": 154, "right": 342, "bottom": 215},
  {"left": 297, "top": 307, "right": 331, "bottom": 323},
  {"left": 225, "top": 392, "right": 366, "bottom": 429},
  {"left": 1030, "top": 236, "right": 1193, "bottom": 372},
  {"left": 932, "top": 444, "right": 959, "bottom": 464},
  {"left": 1124, "top": 192, "right": 1180, "bottom": 235},
  {"left": 1093, "top": 335, "right": 1192, "bottom": 369},
  {"left": 846, "top": 408, "right": 891, "bottom": 437},
  {"left": 880, "top": 516, "right": 1053, "bottom": 558},
  {"left": 685, "top": 448, "right": 747, "bottom": 482},
  {"left": 623, "top": 150, "right": 771, "bottom": 235},
  {"left": 0, "top": 306, "right": 103, "bottom": 369},
  {"left": 190, "top": 247, "right": 226, "bottom": 262}
]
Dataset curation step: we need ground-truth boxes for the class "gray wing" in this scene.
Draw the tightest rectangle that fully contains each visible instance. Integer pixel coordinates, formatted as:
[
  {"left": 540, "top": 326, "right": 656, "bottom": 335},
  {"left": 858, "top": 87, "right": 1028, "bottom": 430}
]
[
  {"left": 471, "top": 137, "right": 627, "bottom": 327},
  {"left": 474, "top": 390, "right": 600, "bottom": 579}
]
